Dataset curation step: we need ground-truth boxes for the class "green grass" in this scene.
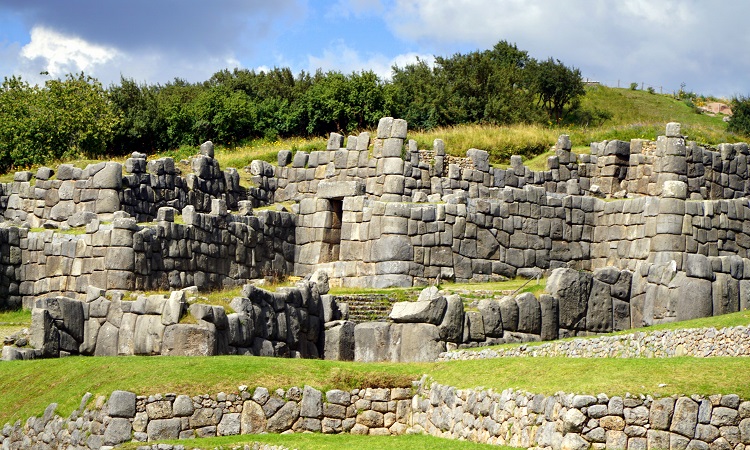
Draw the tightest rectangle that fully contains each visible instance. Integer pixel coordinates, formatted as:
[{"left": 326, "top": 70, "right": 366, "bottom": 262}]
[
  {"left": 330, "top": 278, "right": 546, "bottom": 303},
  {"left": 4, "top": 351, "right": 750, "bottom": 427},
  {"left": 120, "top": 433, "right": 507, "bottom": 450},
  {"left": 475, "top": 308, "right": 750, "bottom": 353},
  {"left": 0, "top": 309, "right": 31, "bottom": 339}
]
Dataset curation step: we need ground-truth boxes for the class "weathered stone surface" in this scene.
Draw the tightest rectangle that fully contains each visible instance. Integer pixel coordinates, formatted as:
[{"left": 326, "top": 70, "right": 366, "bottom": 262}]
[
  {"left": 324, "top": 320, "right": 354, "bottom": 360},
  {"left": 389, "top": 297, "right": 447, "bottom": 325},
  {"left": 217, "top": 412, "right": 241, "bottom": 436},
  {"left": 477, "top": 299, "right": 503, "bottom": 337},
  {"left": 267, "top": 401, "right": 300, "bottom": 432},
  {"left": 438, "top": 294, "right": 464, "bottom": 342},
  {"left": 354, "top": 322, "right": 391, "bottom": 362},
  {"left": 301, "top": 385, "right": 323, "bottom": 418},
  {"left": 103, "top": 417, "right": 132, "bottom": 446},
  {"left": 394, "top": 323, "right": 446, "bottom": 362},
  {"left": 146, "top": 418, "right": 181, "bottom": 441},
  {"left": 547, "top": 268, "right": 591, "bottom": 330},
  {"left": 108, "top": 390, "right": 136, "bottom": 418},
  {"left": 671, "top": 397, "right": 699, "bottom": 438},
  {"left": 241, "top": 400, "right": 267, "bottom": 434},
  {"left": 161, "top": 323, "right": 216, "bottom": 356}
]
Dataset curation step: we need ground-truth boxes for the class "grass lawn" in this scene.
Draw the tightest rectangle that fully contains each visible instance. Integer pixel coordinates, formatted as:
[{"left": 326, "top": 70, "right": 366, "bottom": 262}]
[
  {"left": 120, "top": 433, "right": 508, "bottom": 450},
  {"left": 2, "top": 353, "right": 750, "bottom": 428}
]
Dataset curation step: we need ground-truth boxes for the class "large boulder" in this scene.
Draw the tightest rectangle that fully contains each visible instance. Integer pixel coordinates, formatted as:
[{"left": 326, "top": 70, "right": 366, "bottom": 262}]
[
  {"left": 389, "top": 287, "right": 447, "bottom": 324},
  {"left": 324, "top": 320, "right": 355, "bottom": 361},
  {"left": 354, "top": 322, "right": 391, "bottom": 362},
  {"left": 547, "top": 268, "right": 591, "bottom": 330},
  {"left": 394, "top": 323, "right": 446, "bottom": 362},
  {"left": 516, "top": 293, "right": 541, "bottom": 335},
  {"left": 438, "top": 294, "right": 464, "bottom": 342},
  {"left": 162, "top": 322, "right": 217, "bottom": 356},
  {"left": 477, "top": 299, "right": 503, "bottom": 337}
]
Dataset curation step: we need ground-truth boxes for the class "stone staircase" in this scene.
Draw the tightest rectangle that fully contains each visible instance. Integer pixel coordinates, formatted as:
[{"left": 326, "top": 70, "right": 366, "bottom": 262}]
[{"left": 332, "top": 294, "right": 396, "bottom": 323}]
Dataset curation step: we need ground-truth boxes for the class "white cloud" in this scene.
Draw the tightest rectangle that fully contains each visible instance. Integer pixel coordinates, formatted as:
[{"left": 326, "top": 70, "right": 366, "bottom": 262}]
[
  {"left": 307, "top": 41, "right": 434, "bottom": 79},
  {"left": 20, "top": 26, "right": 120, "bottom": 78},
  {"left": 381, "top": 0, "right": 750, "bottom": 96}
]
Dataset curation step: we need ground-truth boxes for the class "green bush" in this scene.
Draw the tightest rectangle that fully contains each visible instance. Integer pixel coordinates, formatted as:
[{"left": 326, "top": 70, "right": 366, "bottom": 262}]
[{"left": 728, "top": 95, "right": 750, "bottom": 137}]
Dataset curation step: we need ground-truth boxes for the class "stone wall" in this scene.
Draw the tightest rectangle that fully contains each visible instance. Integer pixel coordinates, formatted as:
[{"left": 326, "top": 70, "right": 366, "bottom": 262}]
[
  {"left": 439, "top": 324, "right": 750, "bottom": 360},
  {"left": 14, "top": 279, "right": 331, "bottom": 360},
  {"left": 7, "top": 205, "right": 294, "bottom": 309},
  {"left": 0, "top": 226, "right": 22, "bottom": 309},
  {"left": 1, "top": 143, "right": 242, "bottom": 228},
  {"left": 3, "top": 383, "right": 749, "bottom": 450}
]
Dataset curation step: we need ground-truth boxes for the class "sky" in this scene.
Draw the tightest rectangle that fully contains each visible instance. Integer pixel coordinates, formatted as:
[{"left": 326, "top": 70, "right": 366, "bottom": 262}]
[{"left": 0, "top": 0, "right": 747, "bottom": 98}]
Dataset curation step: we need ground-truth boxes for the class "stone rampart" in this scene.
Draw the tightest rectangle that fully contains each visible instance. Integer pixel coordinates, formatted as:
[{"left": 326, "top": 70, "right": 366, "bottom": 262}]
[
  {"left": 3, "top": 383, "right": 749, "bottom": 450},
  {"left": 10, "top": 279, "right": 330, "bottom": 360},
  {"left": 6, "top": 205, "right": 294, "bottom": 309}
]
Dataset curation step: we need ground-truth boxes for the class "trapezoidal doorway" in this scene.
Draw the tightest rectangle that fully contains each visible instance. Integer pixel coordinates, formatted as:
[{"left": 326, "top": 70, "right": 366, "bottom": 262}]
[{"left": 319, "top": 198, "right": 343, "bottom": 263}]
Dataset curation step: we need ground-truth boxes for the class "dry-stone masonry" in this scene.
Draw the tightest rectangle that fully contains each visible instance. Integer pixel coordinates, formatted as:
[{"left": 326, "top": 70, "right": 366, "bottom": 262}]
[
  {"left": 438, "top": 325, "right": 750, "bottom": 361},
  {"left": 3, "top": 382, "right": 749, "bottom": 450},
  {"left": 2, "top": 119, "right": 750, "bottom": 362}
]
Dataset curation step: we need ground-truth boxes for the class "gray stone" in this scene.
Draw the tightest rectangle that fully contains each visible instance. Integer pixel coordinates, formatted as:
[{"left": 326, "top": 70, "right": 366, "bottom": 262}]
[
  {"left": 539, "top": 294, "right": 559, "bottom": 341},
  {"left": 515, "top": 292, "right": 542, "bottom": 335},
  {"left": 711, "top": 407, "right": 739, "bottom": 427},
  {"left": 217, "top": 412, "right": 241, "bottom": 436},
  {"left": 94, "top": 322, "right": 119, "bottom": 356},
  {"left": 301, "top": 385, "right": 323, "bottom": 418},
  {"left": 561, "top": 432, "right": 589, "bottom": 450},
  {"left": 587, "top": 279, "right": 613, "bottom": 333},
  {"left": 173, "top": 395, "right": 194, "bottom": 417},
  {"left": 277, "top": 150, "right": 292, "bottom": 167},
  {"left": 563, "top": 408, "right": 587, "bottom": 433},
  {"left": 438, "top": 294, "right": 464, "bottom": 342},
  {"left": 146, "top": 418, "right": 181, "bottom": 441},
  {"left": 477, "top": 299, "right": 503, "bottom": 337},
  {"left": 354, "top": 322, "right": 391, "bottom": 362},
  {"left": 241, "top": 400, "right": 267, "bottom": 434},
  {"left": 103, "top": 417, "right": 132, "bottom": 446},
  {"left": 671, "top": 397, "right": 699, "bottom": 438},
  {"left": 267, "top": 401, "right": 300, "bottom": 432},
  {"left": 547, "top": 268, "right": 591, "bottom": 330},
  {"left": 389, "top": 296, "right": 447, "bottom": 325},
  {"left": 394, "top": 323, "right": 445, "bottom": 362},
  {"left": 674, "top": 276, "right": 713, "bottom": 321},
  {"left": 650, "top": 397, "right": 675, "bottom": 430},
  {"left": 498, "top": 296, "right": 519, "bottom": 332},
  {"left": 92, "top": 163, "right": 123, "bottom": 189},
  {"left": 200, "top": 141, "right": 215, "bottom": 158},
  {"left": 108, "top": 390, "right": 136, "bottom": 418},
  {"left": 317, "top": 180, "right": 364, "bottom": 199},
  {"left": 161, "top": 290, "right": 185, "bottom": 326},
  {"left": 161, "top": 323, "right": 216, "bottom": 356},
  {"left": 324, "top": 320, "right": 355, "bottom": 361}
]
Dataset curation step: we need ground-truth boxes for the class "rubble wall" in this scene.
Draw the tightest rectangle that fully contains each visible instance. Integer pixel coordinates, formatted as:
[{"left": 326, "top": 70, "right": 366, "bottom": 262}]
[{"left": 3, "top": 384, "right": 748, "bottom": 450}]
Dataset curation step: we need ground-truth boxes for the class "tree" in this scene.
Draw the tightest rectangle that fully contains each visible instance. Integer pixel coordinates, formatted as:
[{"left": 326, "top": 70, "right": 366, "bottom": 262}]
[
  {"left": 728, "top": 95, "right": 750, "bottom": 137},
  {"left": 527, "top": 58, "right": 586, "bottom": 123},
  {"left": 387, "top": 58, "right": 443, "bottom": 130},
  {"left": 109, "top": 77, "right": 165, "bottom": 154}
]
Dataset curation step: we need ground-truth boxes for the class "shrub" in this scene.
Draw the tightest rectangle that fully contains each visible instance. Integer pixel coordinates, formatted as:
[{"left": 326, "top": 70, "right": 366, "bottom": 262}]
[{"left": 728, "top": 95, "right": 750, "bottom": 137}]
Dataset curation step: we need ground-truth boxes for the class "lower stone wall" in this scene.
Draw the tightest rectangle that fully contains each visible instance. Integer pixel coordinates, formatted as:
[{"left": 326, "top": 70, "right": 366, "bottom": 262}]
[
  {"left": 3, "top": 382, "right": 748, "bottom": 450},
  {"left": 17, "top": 280, "right": 328, "bottom": 360},
  {"left": 438, "top": 325, "right": 750, "bottom": 360}
]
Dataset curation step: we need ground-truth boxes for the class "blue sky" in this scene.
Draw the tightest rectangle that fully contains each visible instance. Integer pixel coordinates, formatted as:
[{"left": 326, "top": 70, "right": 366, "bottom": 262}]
[{"left": 0, "top": 0, "right": 747, "bottom": 98}]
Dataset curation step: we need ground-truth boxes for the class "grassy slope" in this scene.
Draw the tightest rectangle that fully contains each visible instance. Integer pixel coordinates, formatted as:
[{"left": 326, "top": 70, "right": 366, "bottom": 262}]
[
  {"left": 120, "top": 434, "right": 507, "bottom": 450},
  {"left": 3, "top": 352, "right": 750, "bottom": 427}
]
